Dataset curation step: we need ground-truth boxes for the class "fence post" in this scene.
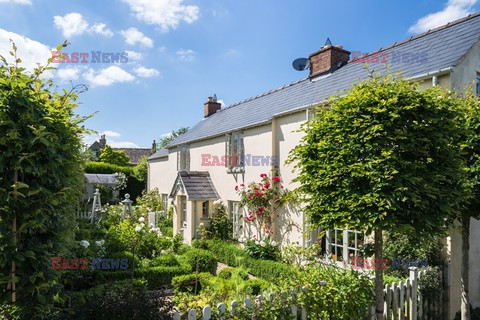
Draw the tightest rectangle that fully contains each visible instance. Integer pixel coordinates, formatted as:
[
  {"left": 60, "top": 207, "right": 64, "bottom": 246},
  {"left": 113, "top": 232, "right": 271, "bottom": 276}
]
[
  {"left": 218, "top": 303, "right": 226, "bottom": 320},
  {"left": 188, "top": 309, "right": 196, "bottom": 320},
  {"left": 172, "top": 310, "right": 181, "bottom": 320},
  {"left": 409, "top": 266, "right": 418, "bottom": 320},
  {"left": 203, "top": 306, "right": 211, "bottom": 320},
  {"left": 231, "top": 300, "right": 238, "bottom": 316}
]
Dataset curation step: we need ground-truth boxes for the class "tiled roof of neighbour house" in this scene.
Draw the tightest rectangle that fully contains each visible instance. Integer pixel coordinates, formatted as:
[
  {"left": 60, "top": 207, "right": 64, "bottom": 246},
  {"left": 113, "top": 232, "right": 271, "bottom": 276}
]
[
  {"left": 168, "top": 12, "right": 480, "bottom": 148},
  {"left": 148, "top": 148, "right": 169, "bottom": 160},
  {"left": 169, "top": 171, "right": 220, "bottom": 200},
  {"left": 84, "top": 173, "right": 118, "bottom": 185},
  {"left": 114, "top": 148, "right": 152, "bottom": 165}
]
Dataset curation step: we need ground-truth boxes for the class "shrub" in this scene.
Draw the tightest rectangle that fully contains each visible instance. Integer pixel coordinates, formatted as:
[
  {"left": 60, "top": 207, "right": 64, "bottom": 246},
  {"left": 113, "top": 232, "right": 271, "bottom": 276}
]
[
  {"left": 184, "top": 249, "right": 218, "bottom": 274},
  {"left": 218, "top": 268, "right": 234, "bottom": 279},
  {"left": 206, "top": 201, "right": 233, "bottom": 241},
  {"left": 240, "top": 278, "right": 270, "bottom": 296},
  {"left": 245, "top": 239, "right": 280, "bottom": 261},
  {"left": 152, "top": 254, "right": 179, "bottom": 267},
  {"left": 171, "top": 273, "right": 212, "bottom": 293},
  {"left": 62, "top": 279, "right": 174, "bottom": 319}
]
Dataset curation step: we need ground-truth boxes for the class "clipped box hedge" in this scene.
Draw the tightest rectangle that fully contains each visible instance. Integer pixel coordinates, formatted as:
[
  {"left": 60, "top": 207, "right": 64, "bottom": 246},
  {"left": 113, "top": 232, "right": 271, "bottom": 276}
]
[
  {"left": 204, "top": 240, "right": 295, "bottom": 283},
  {"left": 99, "top": 264, "right": 191, "bottom": 289}
]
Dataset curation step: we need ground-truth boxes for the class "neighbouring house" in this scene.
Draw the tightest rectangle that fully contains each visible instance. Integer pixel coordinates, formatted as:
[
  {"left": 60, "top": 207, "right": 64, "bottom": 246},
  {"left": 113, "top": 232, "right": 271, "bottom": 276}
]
[
  {"left": 148, "top": 13, "right": 480, "bottom": 317},
  {"left": 88, "top": 135, "right": 155, "bottom": 165}
]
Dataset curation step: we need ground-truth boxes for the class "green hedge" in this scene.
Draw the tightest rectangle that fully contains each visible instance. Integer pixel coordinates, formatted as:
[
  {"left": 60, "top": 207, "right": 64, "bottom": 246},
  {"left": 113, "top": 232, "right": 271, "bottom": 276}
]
[
  {"left": 99, "top": 264, "right": 191, "bottom": 289},
  {"left": 84, "top": 161, "right": 144, "bottom": 201},
  {"left": 205, "top": 240, "right": 295, "bottom": 282}
]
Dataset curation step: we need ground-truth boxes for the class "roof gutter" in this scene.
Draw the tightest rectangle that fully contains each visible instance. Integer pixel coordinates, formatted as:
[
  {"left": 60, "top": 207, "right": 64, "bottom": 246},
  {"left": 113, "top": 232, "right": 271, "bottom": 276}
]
[{"left": 408, "top": 67, "right": 453, "bottom": 81}]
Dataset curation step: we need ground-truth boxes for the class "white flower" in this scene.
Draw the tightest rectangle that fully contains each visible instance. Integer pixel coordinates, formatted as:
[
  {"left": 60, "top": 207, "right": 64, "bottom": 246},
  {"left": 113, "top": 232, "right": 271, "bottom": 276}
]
[
  {"left": 140, "top": 223, "right": 145, "bottom": 228},
  {"left": 135, "top": 226, "right": 142, "bottom": 232},
  {"left": 260, "top": 241, "right": 266, "bottom": 247},
  {"left": 149, "top": 223, "right": 154, "bottom": 228},
  {"left": 255, "top": 240, "right": 260, "bottom": 245},
  {"left": 95, "top": 239, "right": 105, "bottom": 247},
  {"left": 80, "top": 240, "right": 90, "bottom": 248},
  {"left": 147, "top": 207, "right": 152, "bottom": 212},
  {"left": 138, "top": 217, "right": 145, "bottom": 223},
  {"left": 271, "top": 241, "right": 277, "bottom": 246}
]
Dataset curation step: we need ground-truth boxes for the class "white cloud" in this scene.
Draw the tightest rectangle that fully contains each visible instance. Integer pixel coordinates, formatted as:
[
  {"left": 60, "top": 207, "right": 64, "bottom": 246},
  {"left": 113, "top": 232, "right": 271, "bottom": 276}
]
[
  {"left": 120, "top": 27, "right": 153, "bottom": 47},
  {"left": 54, "top": 12, "right": 114, "bottom": 38},
  {"left": 134, "top": 66, "right": 160, "bottom": 78},
  {"left": 84, "top": 66, "right": 135, "bottom": 86},
  {"left": 122, "top": 0, "right": 199, "bottom": 32},
  {"left": 125, "top": 50, "right": 143, "bottom": 61},
  {"left": 176, "top": 49, "right": 195, "bottom": 60},
  {"left": 409, "top": 0, "right": 477, "bottom": 33},
  {"left": 160, "top": 132, "right": 172, "bottom": 138},
  {"left": 217, "top": 99, "right": 226, "bottom": 107},
  {"left": 54, "top": 13, "right": 89, "bottom": 38},
  {"left": 0, "top": 28, "right": 51, "bottom": 72},
  {"left": 108, "top": 141, "right": 140, "bottom": 148},
  {"left": 102, "top": 130, "right": 122, "bottom": 138},
  {"left": 158, "top": 46, "right": 166, "bottom": 53},
  {"left": 56, "top": 66, "right": 82, "bottom": 82},
  {"left": 0, "top": 0, "right": 31, "bottom": 4},
  {"left": 90, "top": 23, "right": 113, "bottom": 37}
]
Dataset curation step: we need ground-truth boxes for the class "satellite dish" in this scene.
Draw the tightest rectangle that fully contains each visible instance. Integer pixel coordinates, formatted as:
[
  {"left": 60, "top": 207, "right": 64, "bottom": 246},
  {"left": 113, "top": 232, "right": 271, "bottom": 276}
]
[{"left": 292, "top": 58, "right": 310, "bottom": 71}]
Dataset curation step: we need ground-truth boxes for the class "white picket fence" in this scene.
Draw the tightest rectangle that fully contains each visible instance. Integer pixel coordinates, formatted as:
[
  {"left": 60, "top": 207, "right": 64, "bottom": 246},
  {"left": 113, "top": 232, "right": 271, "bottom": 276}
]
[
  {"left": 172, "top": 294, "right": 307, "bottom": 320},
  {"left": 173, "top": 265, "right": 448, "bottom": 320}
]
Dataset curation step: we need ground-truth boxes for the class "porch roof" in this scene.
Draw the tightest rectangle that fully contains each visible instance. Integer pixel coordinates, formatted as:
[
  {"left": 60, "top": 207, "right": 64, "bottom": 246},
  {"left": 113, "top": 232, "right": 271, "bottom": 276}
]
[{"left": 169, "top": 171, "right": 220, "bottom": 201}]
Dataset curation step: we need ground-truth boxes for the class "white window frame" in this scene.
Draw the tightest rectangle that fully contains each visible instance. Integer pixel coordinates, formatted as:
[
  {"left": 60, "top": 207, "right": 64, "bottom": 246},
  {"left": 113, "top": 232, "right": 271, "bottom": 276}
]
[
  {"left": 177, "top": 145, "right": 190, "bottom": 171},
  {"left": 226, "top": 132, "right": 244, "bottom": 172},
  {"left": 326, "top": 229, "right": 364, "bottom": 262}
]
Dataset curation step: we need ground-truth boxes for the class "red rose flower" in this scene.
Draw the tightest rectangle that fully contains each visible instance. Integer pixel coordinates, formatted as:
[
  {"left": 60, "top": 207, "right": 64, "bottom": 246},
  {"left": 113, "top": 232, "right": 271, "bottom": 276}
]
[
  {"left": 272, "top": 176, "right": 281, "bottom": 182},
  {"left": 260, "top": 173, "right": 267, "bottom": 178},
  {"left": 264, "top": 183, "right": 271, "bottom": 189},
  {"left": 235, "top": 185, "right": 239, "bottom": 191}
]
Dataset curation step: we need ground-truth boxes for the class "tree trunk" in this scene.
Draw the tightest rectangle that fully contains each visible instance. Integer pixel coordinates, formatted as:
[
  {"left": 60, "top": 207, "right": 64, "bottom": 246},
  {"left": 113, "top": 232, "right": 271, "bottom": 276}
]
[
  {"left": 375, "top": 228, "right": 384, "bottom": 320},
  {"left": 461, "top": 214, "right": 471, "bottom": 320}
]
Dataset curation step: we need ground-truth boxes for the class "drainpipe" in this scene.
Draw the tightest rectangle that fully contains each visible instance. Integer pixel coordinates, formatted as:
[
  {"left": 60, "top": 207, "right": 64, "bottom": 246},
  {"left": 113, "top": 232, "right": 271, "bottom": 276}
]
[
  {"left": 271, "top": 117, "right": 279, "bottom": 241},
  {"left": 432, "top": 75, "right": 439, "bottom": 86}
]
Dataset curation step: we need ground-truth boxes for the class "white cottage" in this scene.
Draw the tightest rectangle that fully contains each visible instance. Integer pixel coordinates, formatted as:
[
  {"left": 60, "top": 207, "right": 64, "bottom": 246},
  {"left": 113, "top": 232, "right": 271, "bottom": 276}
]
[{"left": 148, "top": 13, "right": 480, "bottom": 317}]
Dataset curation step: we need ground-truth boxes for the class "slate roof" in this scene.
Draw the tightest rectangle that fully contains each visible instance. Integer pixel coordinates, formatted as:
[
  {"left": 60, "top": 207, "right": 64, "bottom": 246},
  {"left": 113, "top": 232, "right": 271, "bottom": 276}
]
[
  {"left": 84, "top": 173, "right": 118, "bottom": 185},
  {"left": 169, "top": 171, "right": 220, "bottom": 200},
  {"left": 168, "top": 12, "right": 480, "bottom": 148},
  {"left": 148, "top": 148, "right": 169, "bottom": 160},
  {"left": 114, "top": 148, "right": 152, "bottom": 165}
]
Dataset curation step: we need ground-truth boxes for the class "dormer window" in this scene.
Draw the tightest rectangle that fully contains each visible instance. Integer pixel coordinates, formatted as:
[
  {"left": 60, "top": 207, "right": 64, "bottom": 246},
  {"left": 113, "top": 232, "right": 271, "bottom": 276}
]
[
  {"left": 177, "top": 145, "right": 190, "bottom": 171},
  {"left": 226, "top": 132, "right": 244, "bottom": 172}
]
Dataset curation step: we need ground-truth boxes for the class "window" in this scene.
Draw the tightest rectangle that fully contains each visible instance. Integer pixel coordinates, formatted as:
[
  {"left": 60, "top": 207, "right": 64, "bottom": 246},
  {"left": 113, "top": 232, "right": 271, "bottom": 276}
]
[
  {"left": 228, "top": 201, "right": 244, "bottom": 240},
  {"left": 202, "top": 201, "right": 209, "bottom": 219},
  {"left": 476, "top": 73, "right": 480, "bottom": 96},
  {"left": 179, "top": 196, "right": 187, "bottom": 227},
  {"left": 226, "top": 132, "right": 244, "bottom": 171},
  {"left": 177, "top": 145, "right": 190, "bottom": 171},
  {"left": 306, "top": 108, "right": 317, "bottom": 120},
  {"left": 326, "top": 229, "right": 364, "bottom": 262}
]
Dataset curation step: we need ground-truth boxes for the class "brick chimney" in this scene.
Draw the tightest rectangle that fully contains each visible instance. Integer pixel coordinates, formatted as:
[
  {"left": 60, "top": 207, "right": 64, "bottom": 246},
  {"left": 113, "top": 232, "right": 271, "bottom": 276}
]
[
  {"left": 99, "top": 134, "right": 106, "bottom": 148},
  {"left": 204, "top": 96, "right": 221, "bottom": 118},
  {"left": 309, "top": 44, "right": 350, "bottom": 78}
]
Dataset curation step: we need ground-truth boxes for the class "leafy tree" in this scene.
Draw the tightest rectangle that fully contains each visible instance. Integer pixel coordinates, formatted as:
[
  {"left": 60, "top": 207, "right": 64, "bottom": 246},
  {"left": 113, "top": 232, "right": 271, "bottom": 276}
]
[
  {"left": 0, "top": 43, "right": 89, "bottom": 318},
  {"left": 99, "top": 145, "right": 130, "bottom": 166},
  {"left": 289, "top": 73, "right": 466, "bottom": 319},
  {"left": 158, "top": 127, "right": 189, "bottom": 148},
  {"left": 133, "top": 155, "right": 148, "bottom": 182},
  {"left": 457, "top": 91, "right": 480, "bottom": 320}
]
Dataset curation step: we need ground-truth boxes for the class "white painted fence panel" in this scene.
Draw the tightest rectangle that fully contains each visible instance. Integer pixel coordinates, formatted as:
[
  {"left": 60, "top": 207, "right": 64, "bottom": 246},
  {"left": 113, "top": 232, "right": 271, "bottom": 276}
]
[{"left": 173, "top": 265, "right": 448, "bottom": 320}]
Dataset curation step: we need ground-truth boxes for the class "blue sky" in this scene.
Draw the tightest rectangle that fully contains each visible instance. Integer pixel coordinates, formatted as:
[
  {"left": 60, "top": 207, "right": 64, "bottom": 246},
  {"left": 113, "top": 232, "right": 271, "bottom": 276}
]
[{"left": 0, "top": 0, "right": 479, "bottom": 148}]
